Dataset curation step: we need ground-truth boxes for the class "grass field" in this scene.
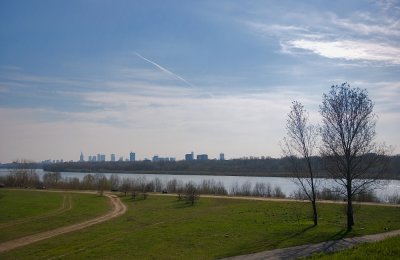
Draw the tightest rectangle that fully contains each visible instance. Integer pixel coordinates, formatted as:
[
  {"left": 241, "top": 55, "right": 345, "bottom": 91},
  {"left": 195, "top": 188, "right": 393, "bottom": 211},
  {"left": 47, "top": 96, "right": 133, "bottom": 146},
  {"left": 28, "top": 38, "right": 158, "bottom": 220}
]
[
  {"left": 1, "top": 193, "right": 400, "bottom": 259},
  {"left": 306, "top": 235, "right": 400, "bottom": 259},
  {"left": 0, "top": 189, "right": 110, "bottom": 243}
]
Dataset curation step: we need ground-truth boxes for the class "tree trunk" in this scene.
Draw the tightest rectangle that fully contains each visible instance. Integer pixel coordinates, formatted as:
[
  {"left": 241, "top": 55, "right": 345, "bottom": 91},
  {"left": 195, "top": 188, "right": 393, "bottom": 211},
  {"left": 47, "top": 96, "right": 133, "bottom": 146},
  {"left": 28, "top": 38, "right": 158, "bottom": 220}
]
[
  {"left": 347, "top": 194, "right": 354, "bottom": 231},
  {"left": 312, "top": 199, "right": 318, "bottom": 226}
]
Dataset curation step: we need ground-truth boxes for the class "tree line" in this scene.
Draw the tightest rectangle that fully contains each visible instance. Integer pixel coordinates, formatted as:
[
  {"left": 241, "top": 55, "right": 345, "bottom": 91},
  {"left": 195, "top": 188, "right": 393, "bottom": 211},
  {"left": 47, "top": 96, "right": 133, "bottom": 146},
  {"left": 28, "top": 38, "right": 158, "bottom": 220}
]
[{"left": 38, "top": 155, "right": 400, "bottom": 179}]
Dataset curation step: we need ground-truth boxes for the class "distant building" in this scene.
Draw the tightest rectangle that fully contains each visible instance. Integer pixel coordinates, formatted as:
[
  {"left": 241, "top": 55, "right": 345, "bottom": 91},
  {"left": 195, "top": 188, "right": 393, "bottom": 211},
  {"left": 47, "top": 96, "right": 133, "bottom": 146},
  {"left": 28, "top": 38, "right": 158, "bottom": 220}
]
[
  {"left": 96, "top": 154, "right": 105, "bottom": 162},
  {"left": 219, "top": 153, "right": 225, "bottom": 160},
  {"left": 130, "top": 152, "right": 136, "bottom": 161},
  {"left": 152, "top": 155, "right": 174, "bottom": 162},
  {"left": 111, "top": 154, "right": 116, "bottom": 162},
  {"left": 185, "top": 152, "right": 194, "bottom": 161},
  {"left": 197, "top": 154, "right": 208, "bottom": 161},
  {"left": 118, "top": 156, "right": 124, "bottom": 161},
  {"left": 79, "top": 152, "right": 84, "bottom": 162}
]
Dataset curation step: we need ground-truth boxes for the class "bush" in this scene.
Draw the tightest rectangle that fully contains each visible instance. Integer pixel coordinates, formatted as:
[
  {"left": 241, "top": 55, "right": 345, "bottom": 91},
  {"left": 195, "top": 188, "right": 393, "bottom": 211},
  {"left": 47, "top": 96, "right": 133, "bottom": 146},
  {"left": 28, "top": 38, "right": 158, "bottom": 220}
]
[{"left": 387, "top": 193, "right": 400, "bottom": 204}]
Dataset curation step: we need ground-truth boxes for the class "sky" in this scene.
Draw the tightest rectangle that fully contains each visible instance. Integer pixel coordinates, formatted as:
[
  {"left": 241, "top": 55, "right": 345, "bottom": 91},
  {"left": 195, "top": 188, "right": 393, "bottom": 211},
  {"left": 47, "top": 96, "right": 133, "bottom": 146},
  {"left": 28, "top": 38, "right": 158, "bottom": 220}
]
[{"left": 0, "top": 0, "right": 399, "bottom": 163}]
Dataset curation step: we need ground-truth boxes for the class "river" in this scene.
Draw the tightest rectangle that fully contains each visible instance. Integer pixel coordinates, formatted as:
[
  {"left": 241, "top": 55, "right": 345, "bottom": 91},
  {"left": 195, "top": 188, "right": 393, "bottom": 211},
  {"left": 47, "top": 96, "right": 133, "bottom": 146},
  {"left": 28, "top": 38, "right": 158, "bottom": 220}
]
[{"left": 1, "top": 169, "right": 399, "bottom": 201}]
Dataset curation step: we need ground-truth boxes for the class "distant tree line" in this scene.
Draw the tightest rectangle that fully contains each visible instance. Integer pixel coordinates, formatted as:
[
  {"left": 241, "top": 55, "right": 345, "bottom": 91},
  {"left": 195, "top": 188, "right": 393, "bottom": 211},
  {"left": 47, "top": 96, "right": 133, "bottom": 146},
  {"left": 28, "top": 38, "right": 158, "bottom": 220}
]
[{"left": 40, "top": 156, "right": 400, "bottom": 179}]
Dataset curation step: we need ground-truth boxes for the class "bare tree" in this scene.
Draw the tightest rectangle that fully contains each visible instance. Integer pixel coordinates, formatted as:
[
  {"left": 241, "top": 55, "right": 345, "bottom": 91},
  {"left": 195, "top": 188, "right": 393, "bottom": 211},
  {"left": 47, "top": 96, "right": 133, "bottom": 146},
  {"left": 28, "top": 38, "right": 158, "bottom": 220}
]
[
  {"left": 43, "top": 172, "right": 62, "bottom": 188},
  {"left": 120, "top": 178, "right": 131, "bottom": 196},
  {"left": 282, "top": 101, "right": 319, "bottom": 226},
  {"left": 94, "top": 173, "right": 108, "bottom": 196},
  {"left": 184, "top": 182, "right": 199, "bottom": 205},
  {"left": 320, "top": 83, "right": 389, "bottom": 230},
  {"left": 109, "top": 173, "right": 120, "bottom": 191},
  {"left": 10, "top": 159, "right": 39, "bottom": 188},
  {"left": 82, "top": 174, "right": 95, "bottom": 189}
]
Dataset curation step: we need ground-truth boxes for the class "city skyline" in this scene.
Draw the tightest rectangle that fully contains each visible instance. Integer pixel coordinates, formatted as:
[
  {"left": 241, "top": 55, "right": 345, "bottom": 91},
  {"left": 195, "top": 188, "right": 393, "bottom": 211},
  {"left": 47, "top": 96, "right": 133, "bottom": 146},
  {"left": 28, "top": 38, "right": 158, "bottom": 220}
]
[
  {"left": 1, "top": 1, "right": 399, "bottom": 163},
  {"left": 44, "top": 151, "right": 226, "bottom": 164}
]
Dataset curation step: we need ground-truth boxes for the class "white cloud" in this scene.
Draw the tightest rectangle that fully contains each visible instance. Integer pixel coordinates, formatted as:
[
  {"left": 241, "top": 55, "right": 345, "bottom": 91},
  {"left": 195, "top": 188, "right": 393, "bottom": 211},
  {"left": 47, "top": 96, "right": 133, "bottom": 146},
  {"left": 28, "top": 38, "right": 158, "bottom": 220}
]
[
  {"left": 246, "top": 22, "right": 309, "bottom": 34},
  {"left": 283, "top": 39, "right": 400, "bottom": 65},
  {"left": 329, "top": 13, "right": 400, "bottom": 37}
]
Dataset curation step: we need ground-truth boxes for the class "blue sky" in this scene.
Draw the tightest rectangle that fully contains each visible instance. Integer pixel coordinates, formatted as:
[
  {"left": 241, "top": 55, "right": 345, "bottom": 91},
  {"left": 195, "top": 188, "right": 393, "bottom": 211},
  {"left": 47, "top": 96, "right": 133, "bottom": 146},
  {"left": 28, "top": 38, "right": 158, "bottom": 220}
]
[{"left": 0, "top": 0, "right": 399, "bottom": 162}]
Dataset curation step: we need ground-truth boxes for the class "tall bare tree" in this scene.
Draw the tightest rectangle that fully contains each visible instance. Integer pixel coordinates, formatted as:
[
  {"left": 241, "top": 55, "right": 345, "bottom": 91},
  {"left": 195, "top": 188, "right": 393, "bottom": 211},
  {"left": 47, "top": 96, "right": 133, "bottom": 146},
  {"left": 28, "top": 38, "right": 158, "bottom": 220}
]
[
  {"left": 282, "top": 101, "right": 319, "bottom": 226},
  {"left": 320, "top": 83, "right": 389, "bottom": 231}
]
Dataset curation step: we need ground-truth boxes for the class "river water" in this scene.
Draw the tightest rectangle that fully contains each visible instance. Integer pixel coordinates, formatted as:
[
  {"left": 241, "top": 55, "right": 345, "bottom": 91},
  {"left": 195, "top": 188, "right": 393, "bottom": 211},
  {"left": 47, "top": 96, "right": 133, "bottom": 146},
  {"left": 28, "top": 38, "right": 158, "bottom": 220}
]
[{"left": 1, "top": 169, "right": 399, "bottom": 201}]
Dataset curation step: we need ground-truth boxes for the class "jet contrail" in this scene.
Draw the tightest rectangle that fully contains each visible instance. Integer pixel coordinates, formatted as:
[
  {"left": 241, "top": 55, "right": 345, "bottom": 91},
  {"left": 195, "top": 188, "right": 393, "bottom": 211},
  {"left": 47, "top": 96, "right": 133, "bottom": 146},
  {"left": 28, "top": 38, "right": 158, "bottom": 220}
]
[{"left": 134, "top": 52, "right": 193, "bottom": 87}]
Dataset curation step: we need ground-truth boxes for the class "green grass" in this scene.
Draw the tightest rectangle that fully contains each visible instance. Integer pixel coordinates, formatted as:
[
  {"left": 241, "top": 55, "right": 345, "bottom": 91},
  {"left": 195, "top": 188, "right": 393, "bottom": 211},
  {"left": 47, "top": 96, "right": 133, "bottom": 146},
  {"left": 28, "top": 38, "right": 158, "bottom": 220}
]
[
  {"left": 306, "top": 235, "right": 400, "bottom": 259},
  {"left": 1, "top": 194, "right": 400, "bottom": 259},
  {"left": 0, "top": 189, "right": 63, "bottom": 224},
  {"left": 0, "top": 189, "right": 110, "bottom": 243}
]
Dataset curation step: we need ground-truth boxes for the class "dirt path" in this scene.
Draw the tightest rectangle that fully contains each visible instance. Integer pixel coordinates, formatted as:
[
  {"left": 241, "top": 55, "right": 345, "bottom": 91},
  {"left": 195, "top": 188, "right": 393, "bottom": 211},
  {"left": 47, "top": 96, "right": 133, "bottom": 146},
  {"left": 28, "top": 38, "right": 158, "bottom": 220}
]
[
  {"left": 221, "top": 229, "right": 400, "bottom": 260},
  {"left": 0, "top": 192, "right": 126, "bottom": 253},
  {"left": 155, "top": 193, "right": 400, "bottom": 208}
]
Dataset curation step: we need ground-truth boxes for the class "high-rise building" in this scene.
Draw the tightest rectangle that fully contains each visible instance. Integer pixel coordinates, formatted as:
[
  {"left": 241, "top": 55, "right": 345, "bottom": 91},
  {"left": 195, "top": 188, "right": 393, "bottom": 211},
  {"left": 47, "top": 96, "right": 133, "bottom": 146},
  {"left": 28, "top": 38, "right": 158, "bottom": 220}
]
[
  {"left": 197, "top": 154, "right": 208, "bottom": 161},
  {"left": 185, "top": 152, "right": 194, "bottom": 161},
  {"left": 111, "top": 154, "right": 116, "bottom": 162},
  {"left": 152, "top": 155, "right": 173, "bottom": 162},
  {"left": 79, "top": 152, "right": 84, "bottom": 162},
  {"left": 130, "top": 152, "right": 136, "bottom": 161},
  {"left": 220, "top": 153, "right": 225, "bottom": 160}
]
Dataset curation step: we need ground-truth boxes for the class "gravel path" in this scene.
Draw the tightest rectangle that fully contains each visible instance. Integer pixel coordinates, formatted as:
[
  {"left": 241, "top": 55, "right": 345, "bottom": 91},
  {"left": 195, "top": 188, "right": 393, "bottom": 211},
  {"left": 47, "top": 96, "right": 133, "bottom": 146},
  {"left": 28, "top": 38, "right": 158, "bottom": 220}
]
[
  {"left": 221, "top": 229, "right": 400, "bottom": 260},
  {"left": 0, "top": 192, "right": 126, "bottom": 253}
]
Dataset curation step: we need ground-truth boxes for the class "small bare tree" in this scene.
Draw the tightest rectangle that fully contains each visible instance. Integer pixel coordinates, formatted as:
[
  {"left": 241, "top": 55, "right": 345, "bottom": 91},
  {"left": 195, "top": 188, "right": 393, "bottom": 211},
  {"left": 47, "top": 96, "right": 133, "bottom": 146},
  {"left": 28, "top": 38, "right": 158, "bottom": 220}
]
[
  {"left": 184, "top": 182, "right": 199, "bottom": 205},
  {"left": 94, "top": 173, "right": 108, "bottom": 196},
  {"left": 282, "top": 101, "right": 319, "bottom": 226},
  {"left": 120, "top": 178, "right": 131, "bottom": 196},
  {"left": 320, "top": 83, "right": 389, "bottom": 231}
]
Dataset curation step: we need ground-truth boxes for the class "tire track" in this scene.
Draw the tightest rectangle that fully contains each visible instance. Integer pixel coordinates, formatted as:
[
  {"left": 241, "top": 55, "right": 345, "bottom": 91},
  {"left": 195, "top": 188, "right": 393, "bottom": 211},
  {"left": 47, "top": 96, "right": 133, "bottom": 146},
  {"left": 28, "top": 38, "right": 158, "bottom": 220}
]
[{"left": 0, "top": 194, "right": 73, "bottom": 229}]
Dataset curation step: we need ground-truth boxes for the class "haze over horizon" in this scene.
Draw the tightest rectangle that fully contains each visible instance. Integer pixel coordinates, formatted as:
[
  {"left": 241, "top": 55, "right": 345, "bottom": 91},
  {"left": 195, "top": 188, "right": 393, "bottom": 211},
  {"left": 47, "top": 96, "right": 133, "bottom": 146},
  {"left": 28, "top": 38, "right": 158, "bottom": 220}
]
[{"left": 1, "top": 0, "right": 399, "bottom": 163}]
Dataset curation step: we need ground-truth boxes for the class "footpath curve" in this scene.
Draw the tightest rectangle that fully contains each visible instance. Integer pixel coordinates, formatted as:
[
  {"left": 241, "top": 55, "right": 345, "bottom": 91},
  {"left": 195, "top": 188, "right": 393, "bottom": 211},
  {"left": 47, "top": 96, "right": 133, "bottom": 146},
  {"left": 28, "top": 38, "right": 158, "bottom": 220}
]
[
  {"left": 221, "top": 229, "right": 400, "bottom": 260},
  {"left": 0, "top": 192, "right": 126, "bottom": 253}
]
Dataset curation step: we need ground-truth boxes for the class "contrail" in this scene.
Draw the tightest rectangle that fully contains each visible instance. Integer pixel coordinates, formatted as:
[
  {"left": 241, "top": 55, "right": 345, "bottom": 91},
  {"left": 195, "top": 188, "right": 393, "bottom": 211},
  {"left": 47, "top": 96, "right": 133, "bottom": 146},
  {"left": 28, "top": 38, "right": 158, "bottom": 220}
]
[{"left": 134, "top": 52, "right": 193, "bottom": 87}]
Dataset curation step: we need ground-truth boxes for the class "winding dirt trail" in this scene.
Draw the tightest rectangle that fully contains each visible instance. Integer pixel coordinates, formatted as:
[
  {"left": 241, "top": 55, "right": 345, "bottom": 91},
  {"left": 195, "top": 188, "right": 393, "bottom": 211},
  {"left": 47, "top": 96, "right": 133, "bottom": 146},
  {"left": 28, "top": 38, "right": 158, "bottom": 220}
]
[{"left": 0, "top": 192, "right": 126, "bottom": 253}]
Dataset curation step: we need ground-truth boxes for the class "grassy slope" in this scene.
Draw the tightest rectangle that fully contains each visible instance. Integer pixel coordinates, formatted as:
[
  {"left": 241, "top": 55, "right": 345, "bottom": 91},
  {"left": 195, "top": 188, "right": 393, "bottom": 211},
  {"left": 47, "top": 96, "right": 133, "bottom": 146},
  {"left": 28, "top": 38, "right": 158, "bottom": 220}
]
[
  {"left": 0, "top": 189, "right": 63, "bottom": 224},
  {"left": 0, "top": 189, "right": 110, "bottom": 243},
  {"left": 2, "top": 195, "right": 400, "bottom": 259},
  {"left": 307, "top": 235, "right": 400, "bottom": 259}
]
